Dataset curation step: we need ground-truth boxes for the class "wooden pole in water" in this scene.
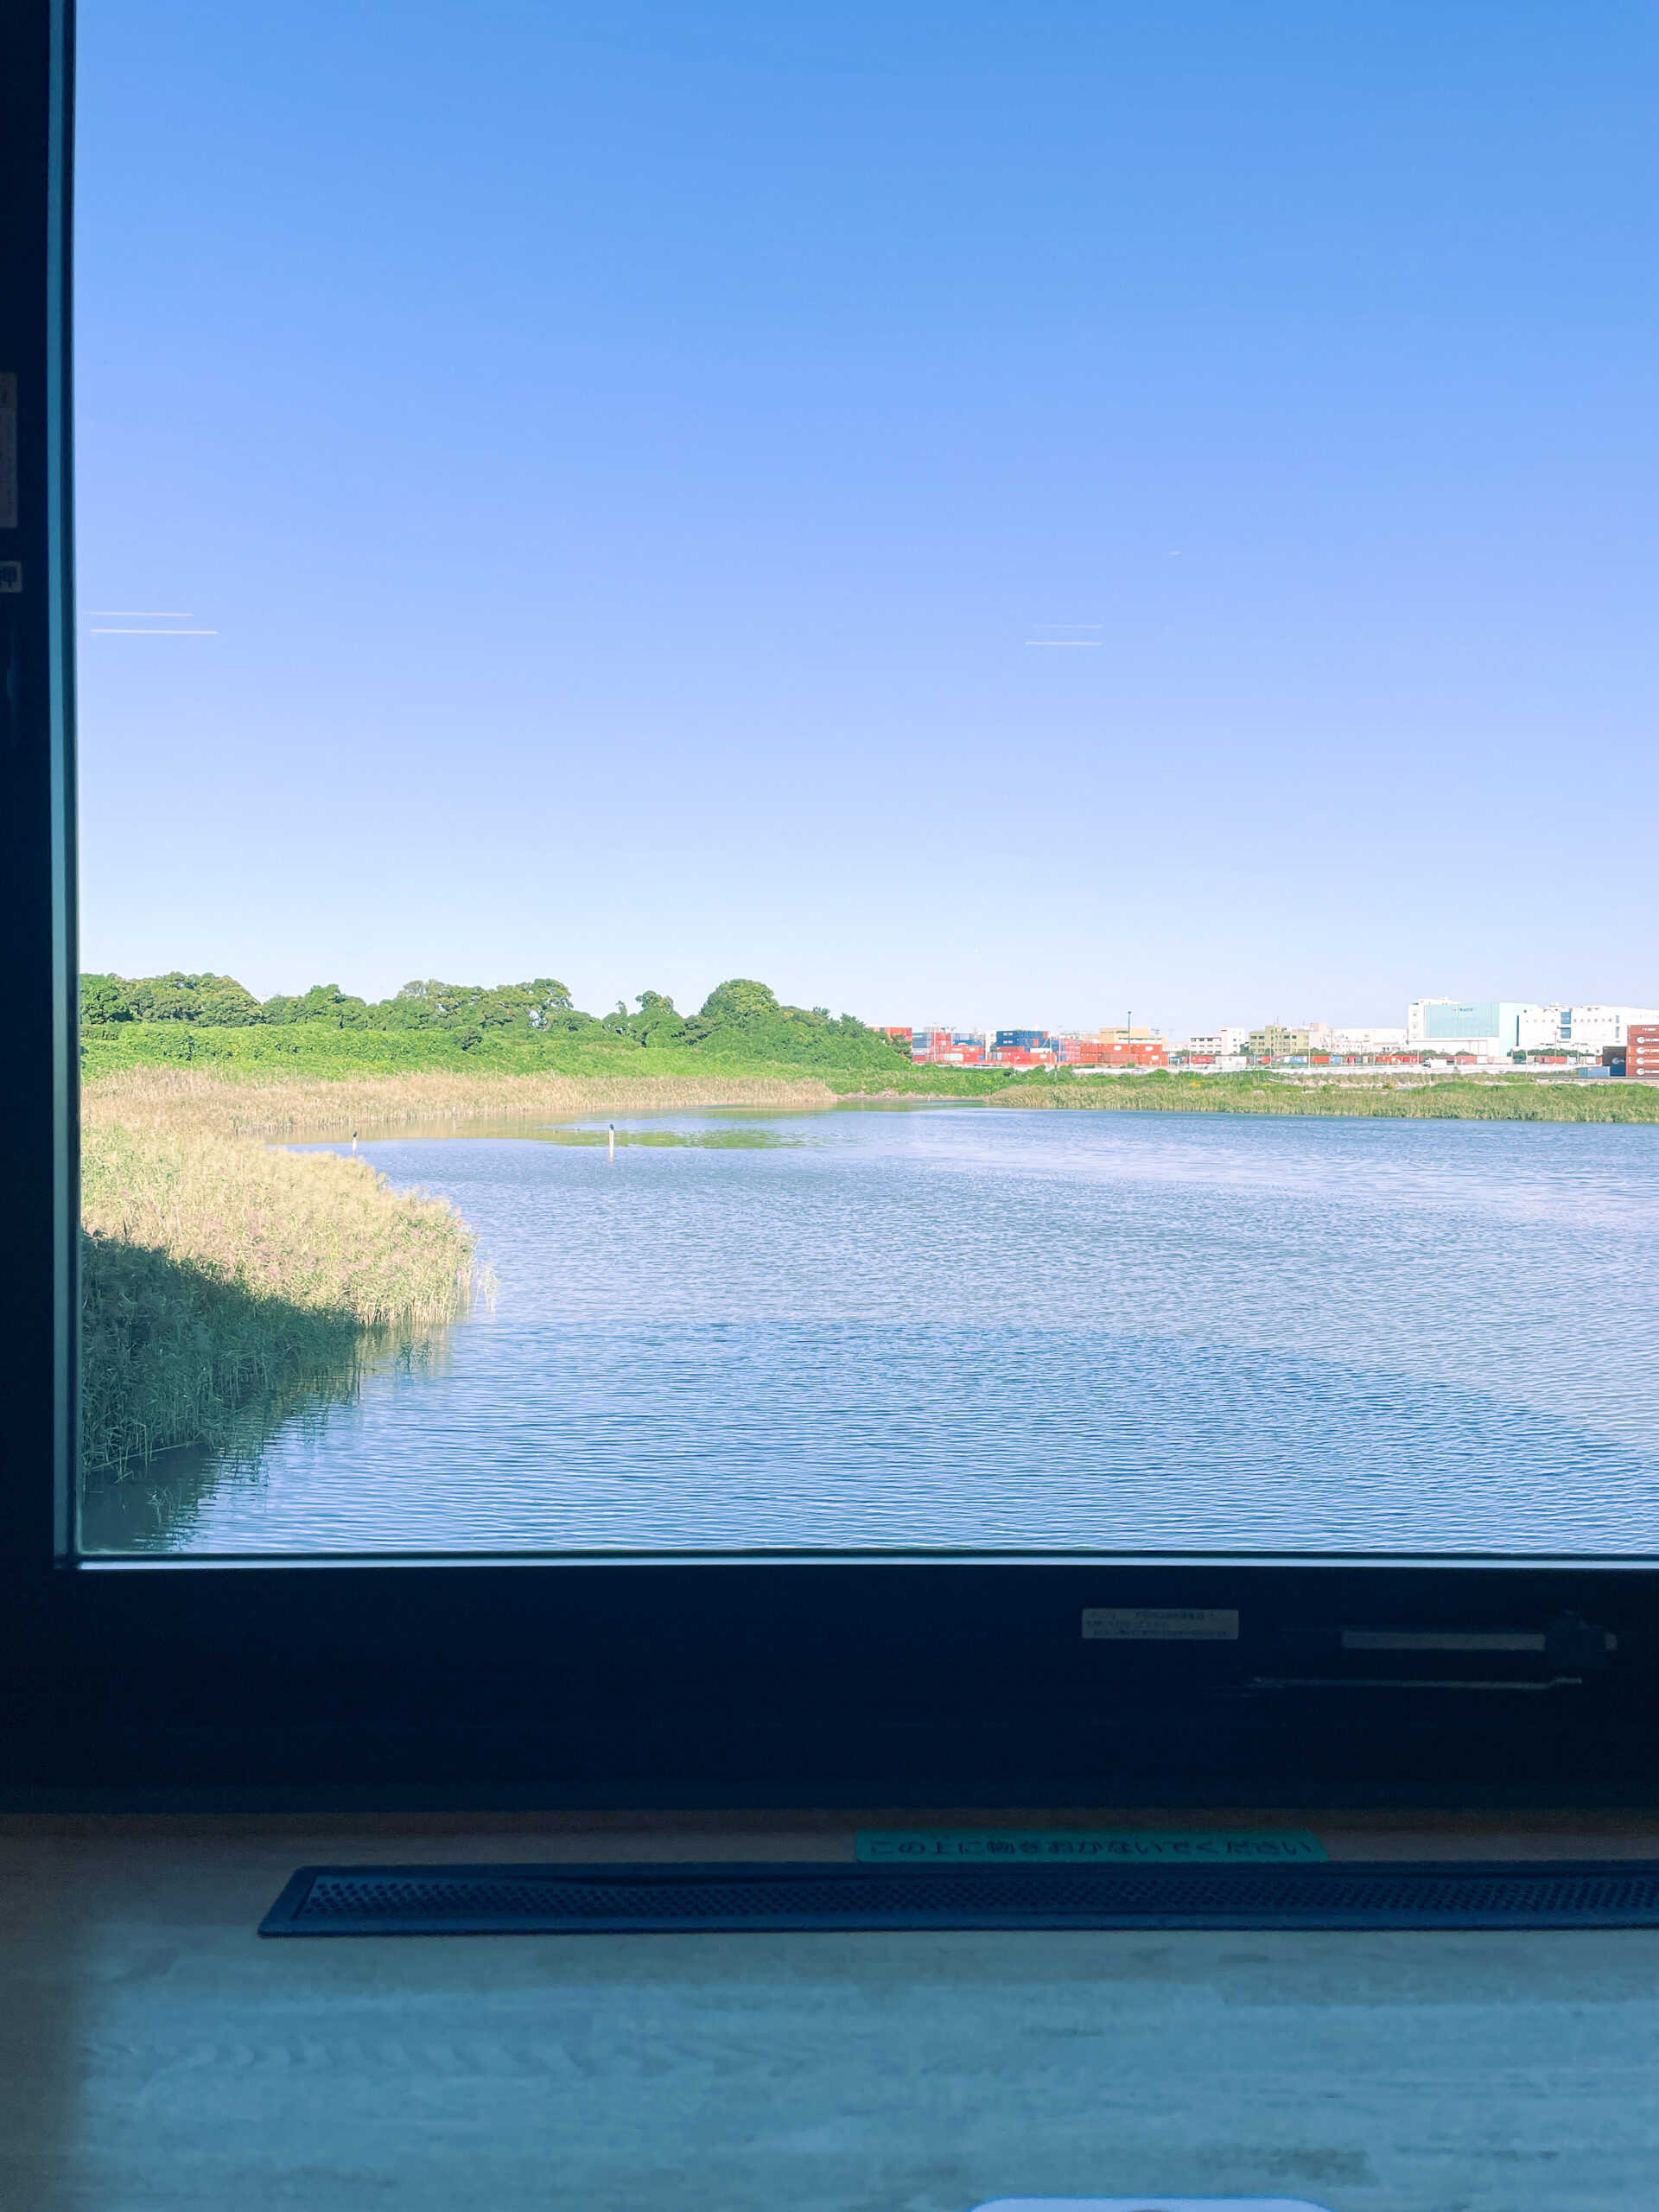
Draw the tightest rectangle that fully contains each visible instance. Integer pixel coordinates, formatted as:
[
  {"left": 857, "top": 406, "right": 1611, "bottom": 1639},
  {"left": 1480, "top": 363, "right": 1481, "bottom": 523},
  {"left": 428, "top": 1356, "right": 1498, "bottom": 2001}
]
[{"left": 608, "top": 1122, "right": 615, "bottom": 1162}]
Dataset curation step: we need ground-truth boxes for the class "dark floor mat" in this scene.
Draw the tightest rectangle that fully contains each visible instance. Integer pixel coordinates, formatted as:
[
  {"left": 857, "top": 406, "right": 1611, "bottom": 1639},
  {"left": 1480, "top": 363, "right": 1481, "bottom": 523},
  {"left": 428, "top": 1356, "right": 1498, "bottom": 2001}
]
[{"left": 258, "top": 1858, "right": 1659, "bottom": 1936}]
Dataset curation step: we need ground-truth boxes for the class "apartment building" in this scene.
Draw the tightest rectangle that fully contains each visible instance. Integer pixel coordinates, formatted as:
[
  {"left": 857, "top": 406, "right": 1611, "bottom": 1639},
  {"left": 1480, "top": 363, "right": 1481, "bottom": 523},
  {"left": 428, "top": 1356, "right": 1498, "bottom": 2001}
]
[
  {"left": 1247, "top": 1024, "right": 1310, "bottom": 1058},
  {"left": 1185, "top": 1027, "right": 1252, "bottom": 1058}
]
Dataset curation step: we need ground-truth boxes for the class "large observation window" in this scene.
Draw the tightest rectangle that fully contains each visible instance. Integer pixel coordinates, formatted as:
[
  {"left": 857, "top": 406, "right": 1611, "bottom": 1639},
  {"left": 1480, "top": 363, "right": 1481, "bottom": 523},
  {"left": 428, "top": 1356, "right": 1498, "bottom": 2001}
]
[{"left": 72, "top": 3, "right": 1658, "bottom": 1560}]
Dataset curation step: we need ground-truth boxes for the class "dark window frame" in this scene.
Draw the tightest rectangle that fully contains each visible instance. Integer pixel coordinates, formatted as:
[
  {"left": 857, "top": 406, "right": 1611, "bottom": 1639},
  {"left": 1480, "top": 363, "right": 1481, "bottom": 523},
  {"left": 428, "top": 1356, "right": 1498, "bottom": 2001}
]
[{"left": 6, "top": 0, "right": 1657, "bottom": 1814}]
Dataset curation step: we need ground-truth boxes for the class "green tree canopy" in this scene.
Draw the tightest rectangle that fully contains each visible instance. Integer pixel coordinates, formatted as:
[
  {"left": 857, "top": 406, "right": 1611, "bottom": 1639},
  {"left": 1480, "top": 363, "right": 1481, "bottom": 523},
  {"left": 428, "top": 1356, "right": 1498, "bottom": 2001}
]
[
  {"left": 627, "top": 990, "right": 688, "bottom": 1046},
  {"left": 117, "top": 971, "right": 263, "bottom": 1024},
  {"left": 80, "top": 974, "right": 135, "bottom": 1027},
  {"left": 195, "top": 976, "right": 265, "bottom": 1026},
  {"left": 78, "top": 967, "right": 909, "bottom": 1067},
  {"left": 697, "top": 978, "right": 781, "bottom": 1025},
  {"left": 387, "top": 978, "right": 578, "bottom": 1033},
  {"left": 262, "top": 984, "right": 372, "bottom": 1027}
]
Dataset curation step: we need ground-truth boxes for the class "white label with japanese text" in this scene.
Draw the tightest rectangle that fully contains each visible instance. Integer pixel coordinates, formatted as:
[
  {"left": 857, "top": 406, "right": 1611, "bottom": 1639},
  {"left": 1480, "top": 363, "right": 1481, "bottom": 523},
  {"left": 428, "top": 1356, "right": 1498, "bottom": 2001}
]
[{"left": 1082, "top": 1606, "right": 1239, "bottom": 1641}]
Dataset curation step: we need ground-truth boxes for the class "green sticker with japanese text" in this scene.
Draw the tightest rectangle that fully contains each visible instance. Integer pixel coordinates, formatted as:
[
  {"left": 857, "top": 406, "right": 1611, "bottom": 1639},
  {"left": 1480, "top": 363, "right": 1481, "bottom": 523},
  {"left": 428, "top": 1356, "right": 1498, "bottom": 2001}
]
[{"left": 856, "top": 1827, "right": 1325, "bottom": 1865}]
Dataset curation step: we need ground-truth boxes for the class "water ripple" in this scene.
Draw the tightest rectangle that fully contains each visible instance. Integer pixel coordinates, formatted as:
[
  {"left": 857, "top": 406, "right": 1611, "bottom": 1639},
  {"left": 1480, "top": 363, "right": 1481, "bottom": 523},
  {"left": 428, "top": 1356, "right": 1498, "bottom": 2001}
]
[{"left": 105, "top": 1108, "right": 1659, "bottom": 1555}]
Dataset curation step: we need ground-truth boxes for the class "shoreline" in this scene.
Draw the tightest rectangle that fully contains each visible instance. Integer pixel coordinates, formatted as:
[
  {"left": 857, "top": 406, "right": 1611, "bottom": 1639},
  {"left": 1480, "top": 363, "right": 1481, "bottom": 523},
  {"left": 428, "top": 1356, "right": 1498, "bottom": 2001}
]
[
  {"left": 81, "top": 1064, "right": 1659, "bottom": 1134},
  {"left": 985, "top": 1075, "right": 1659, "bottom": 1122},
  {"left": 835, "top": 1073, "right": 1659, "bottom": 1122}
]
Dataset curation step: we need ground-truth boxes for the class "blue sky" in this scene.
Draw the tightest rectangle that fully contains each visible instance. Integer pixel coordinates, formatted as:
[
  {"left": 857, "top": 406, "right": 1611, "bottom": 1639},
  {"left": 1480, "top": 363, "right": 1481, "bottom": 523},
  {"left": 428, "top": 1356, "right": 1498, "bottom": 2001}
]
[{"left": 74, "top": 1, "right": 1656, "bottom": 1034}]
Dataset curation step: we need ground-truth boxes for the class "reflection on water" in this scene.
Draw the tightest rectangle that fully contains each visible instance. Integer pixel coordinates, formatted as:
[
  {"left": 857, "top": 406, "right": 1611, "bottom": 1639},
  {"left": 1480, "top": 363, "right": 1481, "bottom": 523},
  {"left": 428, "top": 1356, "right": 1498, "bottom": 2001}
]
[
  {"left": 79, "top": 1328, "right": 455, "bottom": 1552},
  {"left": 536, "top": 1126, "right": 793, "bottom": 1148},
  {"left": 81, "top": 1104, "right": 1659, "bottom": 1557}
]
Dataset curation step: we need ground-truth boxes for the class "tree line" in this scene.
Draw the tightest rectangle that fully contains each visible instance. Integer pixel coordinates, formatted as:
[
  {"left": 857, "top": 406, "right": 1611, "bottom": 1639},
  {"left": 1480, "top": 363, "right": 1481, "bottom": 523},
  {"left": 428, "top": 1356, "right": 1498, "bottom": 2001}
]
[{"left": 79, "top": 970, "right": 911, "bottom": 1065}]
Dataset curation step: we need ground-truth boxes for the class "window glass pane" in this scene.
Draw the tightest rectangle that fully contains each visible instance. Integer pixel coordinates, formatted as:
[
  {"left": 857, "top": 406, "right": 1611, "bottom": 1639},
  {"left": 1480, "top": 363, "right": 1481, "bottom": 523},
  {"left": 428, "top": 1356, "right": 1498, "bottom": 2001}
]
[{"left": 75, "top": 3, "right": 1659, "bottom": 1555}]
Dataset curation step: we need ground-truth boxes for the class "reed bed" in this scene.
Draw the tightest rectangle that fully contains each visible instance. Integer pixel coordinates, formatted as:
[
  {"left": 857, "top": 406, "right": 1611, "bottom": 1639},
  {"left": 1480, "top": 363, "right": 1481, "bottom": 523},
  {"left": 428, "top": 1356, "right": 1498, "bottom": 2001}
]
[
  {"left": 80, "top": 1235, "right": 369, "bottom": 1476},
  {"left": 83, "top": 1065, "right": 836, "bottom": 1139},
  {"left": 82, "top": 1109, "right": 479, "bottom": 1325},
  {"left": 81, "top": 1086, "right": 483, "bottom": 1474},
  {"left": 996, "top": 1075, "right": 1659, "bottom": 1122}
]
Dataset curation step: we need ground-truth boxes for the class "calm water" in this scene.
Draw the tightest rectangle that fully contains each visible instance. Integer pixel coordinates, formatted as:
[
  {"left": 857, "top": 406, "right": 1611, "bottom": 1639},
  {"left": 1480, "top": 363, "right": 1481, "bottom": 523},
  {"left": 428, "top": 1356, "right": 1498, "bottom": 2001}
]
[{"left": 84, "top": 1104, "right": 1659, "bottom": 1555}]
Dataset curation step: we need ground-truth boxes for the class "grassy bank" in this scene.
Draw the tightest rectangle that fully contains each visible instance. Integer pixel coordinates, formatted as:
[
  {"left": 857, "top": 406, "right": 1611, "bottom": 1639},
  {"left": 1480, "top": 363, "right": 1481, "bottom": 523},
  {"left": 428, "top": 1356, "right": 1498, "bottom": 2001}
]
[
  {"left": 82, "top": 1084, "right": 481, "bottom": 1472},
  {"left": 84, "top": 1064, "right": 841, "bottom": 1138},
  {"left": 79, "top": 1016, "right": 1001, "bottom": 1100},
  {"left": 82, "top": 1031, "right": 1659, "bottom": 1124},
  {"left": 83, "top": 966, "right": 1659, "bottom": 1122},
  {"left": 995, "top": 1071, "right": 1659, "bottom": 1122}
]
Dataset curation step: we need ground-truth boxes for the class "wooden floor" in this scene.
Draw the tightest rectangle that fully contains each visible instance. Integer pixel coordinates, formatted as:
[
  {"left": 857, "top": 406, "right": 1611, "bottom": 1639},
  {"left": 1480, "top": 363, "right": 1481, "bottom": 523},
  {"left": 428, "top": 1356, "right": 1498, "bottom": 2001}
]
[{"left": 4, "top": 1810, "right": 1659, "bottom": 2212}]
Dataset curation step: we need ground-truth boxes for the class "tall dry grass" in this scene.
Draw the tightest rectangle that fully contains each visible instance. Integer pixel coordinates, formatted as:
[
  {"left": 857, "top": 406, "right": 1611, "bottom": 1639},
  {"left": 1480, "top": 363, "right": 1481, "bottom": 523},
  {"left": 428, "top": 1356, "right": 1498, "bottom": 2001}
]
[
  {"left": 80, "top": 1236, "right": 370, "bottom": 1476},
  {"left": 81, "top": 1083, "right": 484, "bottom": 1475},
  {"left": 82, "top": 1106, "right": 480, "bottom": 1326},
  {"left": 83, "top": 1065, "right": 836, "bottom": 1138}
]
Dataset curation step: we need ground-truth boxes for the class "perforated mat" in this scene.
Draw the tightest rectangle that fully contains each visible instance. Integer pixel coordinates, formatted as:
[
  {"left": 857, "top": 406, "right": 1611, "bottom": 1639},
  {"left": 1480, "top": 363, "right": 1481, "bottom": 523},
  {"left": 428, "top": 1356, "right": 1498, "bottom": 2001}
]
[{"left": 258, "top": 1858, "right": 1659, "bottom": 1936}]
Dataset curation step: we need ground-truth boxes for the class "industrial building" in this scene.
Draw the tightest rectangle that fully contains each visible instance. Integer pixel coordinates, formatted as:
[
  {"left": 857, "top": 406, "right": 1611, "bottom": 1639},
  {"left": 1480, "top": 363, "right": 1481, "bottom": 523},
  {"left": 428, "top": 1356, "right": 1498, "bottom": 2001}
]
[{"left": 1408, "top": 999, "right": 1659, "bottom": 1059}]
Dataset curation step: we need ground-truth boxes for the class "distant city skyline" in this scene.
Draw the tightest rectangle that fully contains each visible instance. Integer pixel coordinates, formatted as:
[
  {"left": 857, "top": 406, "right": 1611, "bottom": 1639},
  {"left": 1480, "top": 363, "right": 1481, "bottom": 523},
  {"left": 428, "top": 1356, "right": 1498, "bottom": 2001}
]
[
  {"left": 887, "top": 1001, "right": 1659, "bottom": 1071},
  {"left": 81, "top": 960, "right": 1656, "bottom": 1062},
  {"left": 73, "top": 2, "right": 1655, "bottom": 1033}
]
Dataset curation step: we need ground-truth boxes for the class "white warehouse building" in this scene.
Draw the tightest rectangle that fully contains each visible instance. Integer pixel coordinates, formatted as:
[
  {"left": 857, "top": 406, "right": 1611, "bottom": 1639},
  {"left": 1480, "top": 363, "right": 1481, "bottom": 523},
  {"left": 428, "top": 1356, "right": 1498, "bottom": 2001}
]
[{"left": 1408, "top": 1000, "right": 1659, "bottom": 1058}]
